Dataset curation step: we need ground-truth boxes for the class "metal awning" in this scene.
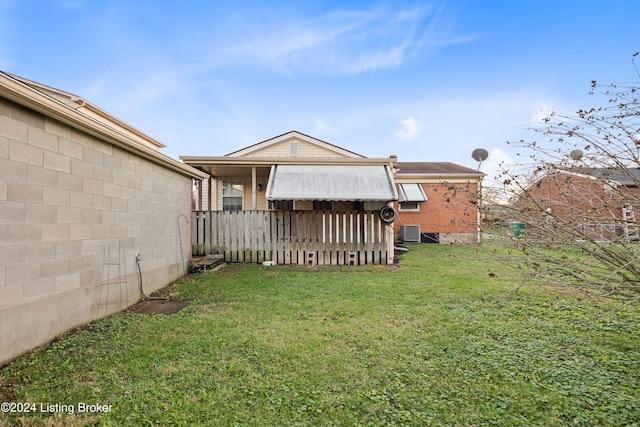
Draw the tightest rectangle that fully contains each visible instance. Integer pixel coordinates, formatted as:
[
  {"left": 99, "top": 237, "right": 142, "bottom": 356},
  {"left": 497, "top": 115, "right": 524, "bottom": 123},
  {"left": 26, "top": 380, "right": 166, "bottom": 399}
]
[
  {"left": 266, "top": 164, "right": 398, "bottom": 201},
  {"left": 398, "top": 183, "right": 427, "bottom": 202}
]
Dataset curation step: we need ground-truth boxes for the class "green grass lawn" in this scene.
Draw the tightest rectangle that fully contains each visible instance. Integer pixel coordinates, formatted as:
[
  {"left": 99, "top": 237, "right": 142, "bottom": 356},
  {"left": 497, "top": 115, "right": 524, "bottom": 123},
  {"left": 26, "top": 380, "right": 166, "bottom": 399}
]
[{"left": 1, "top": 244, "right": 639, "bottom": 426}]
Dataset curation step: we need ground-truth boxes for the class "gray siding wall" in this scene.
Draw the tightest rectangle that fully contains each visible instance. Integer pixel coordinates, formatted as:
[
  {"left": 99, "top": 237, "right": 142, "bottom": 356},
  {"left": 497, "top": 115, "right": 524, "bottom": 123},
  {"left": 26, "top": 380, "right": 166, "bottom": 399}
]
[{"left": 0, "top": 98, "right": 193, "bottom": 365}]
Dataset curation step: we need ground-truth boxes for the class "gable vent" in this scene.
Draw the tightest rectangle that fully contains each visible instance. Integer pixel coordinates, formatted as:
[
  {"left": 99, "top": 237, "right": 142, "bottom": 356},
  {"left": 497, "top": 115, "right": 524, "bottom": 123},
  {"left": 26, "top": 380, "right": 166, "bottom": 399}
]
[{"left": 289, "top": 142, "right": 299, "bottom": 157}]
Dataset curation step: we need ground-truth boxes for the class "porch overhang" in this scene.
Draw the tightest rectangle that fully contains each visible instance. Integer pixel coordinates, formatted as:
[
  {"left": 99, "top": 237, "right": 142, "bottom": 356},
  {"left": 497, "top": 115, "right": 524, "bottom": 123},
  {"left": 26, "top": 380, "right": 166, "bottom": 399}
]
[{"left": 266, "top": 164, "right": 398, "bottom": 201}]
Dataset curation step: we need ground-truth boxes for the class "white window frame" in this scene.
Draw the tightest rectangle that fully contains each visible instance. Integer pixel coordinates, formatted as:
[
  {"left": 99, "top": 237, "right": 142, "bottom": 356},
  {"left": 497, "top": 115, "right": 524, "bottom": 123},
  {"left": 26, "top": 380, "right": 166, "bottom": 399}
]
[
  {"left": 222, "top": 180, "right": 244, "bottom": 211},
  {"left": 399, "top": 201, "right": 421, "bottom": 212}
]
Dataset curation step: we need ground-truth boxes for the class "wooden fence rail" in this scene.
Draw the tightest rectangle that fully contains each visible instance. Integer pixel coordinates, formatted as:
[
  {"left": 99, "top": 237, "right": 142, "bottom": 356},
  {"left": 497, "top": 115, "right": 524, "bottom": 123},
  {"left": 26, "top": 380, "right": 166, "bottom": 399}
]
[{"left": 192, "top": 210, "right": 391, "bottom": 265}]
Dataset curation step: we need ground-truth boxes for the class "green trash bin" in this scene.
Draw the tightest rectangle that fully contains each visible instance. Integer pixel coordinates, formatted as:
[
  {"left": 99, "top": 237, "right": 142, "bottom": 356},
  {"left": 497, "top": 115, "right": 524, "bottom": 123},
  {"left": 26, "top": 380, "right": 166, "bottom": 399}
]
[{"left": 511, "top": 221, "right": 525, "bottom": 237}]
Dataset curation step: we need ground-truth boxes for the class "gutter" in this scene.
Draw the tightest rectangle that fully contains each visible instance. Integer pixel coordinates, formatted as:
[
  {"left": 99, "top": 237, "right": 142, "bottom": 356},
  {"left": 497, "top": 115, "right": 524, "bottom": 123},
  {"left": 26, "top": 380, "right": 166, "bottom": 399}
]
[
  {"left": 180, "top": 155, "right": 396, "bottom": 167},
  {"left": 395, "top": 173, "right": 485, "bottom": 181}
]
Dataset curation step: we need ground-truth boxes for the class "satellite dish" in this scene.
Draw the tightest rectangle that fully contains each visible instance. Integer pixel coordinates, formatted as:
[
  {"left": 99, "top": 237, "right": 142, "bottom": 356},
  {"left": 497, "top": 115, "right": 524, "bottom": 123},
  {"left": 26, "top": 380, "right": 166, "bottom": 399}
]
[
  {"left": 570, "top": 149, "right": 583, "bottom": 160},
  {"left": 472, "top": 148, "right": 489, "bottom": 162}
]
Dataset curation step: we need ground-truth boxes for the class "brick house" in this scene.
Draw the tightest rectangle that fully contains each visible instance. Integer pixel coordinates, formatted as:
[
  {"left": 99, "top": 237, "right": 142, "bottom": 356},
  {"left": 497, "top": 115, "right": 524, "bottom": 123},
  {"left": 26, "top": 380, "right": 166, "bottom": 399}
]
[{"left": 517, "top": 167, "right": 640, "bottom": 241}]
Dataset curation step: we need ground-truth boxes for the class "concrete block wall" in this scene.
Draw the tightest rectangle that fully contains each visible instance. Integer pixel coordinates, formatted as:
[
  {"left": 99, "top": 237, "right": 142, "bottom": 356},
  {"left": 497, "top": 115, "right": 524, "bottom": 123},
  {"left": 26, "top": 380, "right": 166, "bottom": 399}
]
[{"left": 0, "top": 98, "right": 194, "bottom": 365}]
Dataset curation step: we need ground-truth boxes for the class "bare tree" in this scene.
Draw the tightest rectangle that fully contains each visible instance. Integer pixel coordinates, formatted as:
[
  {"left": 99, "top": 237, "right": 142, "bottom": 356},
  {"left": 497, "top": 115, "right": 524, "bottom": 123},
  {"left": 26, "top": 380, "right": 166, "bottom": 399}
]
[{"left": 497, "top": 54, "right": 640, "bottom": 299}]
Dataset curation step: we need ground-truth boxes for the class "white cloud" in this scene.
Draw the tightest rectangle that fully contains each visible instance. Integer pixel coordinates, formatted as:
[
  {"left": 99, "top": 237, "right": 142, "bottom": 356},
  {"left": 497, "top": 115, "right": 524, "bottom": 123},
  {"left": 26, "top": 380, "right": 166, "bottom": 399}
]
[
  {"left": 314, "top": 90, "right": 567, "bottom": 168},
  {"left": 396, "top": 116, "right": 420, "bottom": 140},
  {"left": 482, "top": 147, "right": 511, "bottom": 180},
  {"left": 221, "top": 5, "right": 474, "bottom": 76},
  {"left": 314, "top": 118, "right": 335, "bottom": 135},
  {"left": 531, "top": 105, "right": 555, "bottom": 123},
  {"left": 479, "top": 147, "right": 519, "bottom": 204}
]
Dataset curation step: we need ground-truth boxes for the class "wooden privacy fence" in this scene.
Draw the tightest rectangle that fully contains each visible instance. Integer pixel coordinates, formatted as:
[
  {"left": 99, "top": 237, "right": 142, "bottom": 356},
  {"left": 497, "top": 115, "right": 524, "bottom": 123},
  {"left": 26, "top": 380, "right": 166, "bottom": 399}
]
[{"left": 192, "top": 210, "right": 392, "bottom": 265}]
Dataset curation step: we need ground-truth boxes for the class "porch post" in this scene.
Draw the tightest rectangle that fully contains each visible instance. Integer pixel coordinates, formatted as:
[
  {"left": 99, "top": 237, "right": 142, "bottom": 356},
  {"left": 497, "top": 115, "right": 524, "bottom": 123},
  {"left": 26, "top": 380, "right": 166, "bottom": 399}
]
[
  {"left": 386, "top": 202, "right": 395, "bottom": 264},
  {"left": 251, "top": 166, "right": 257, "bottom": 210},
  {"left": 208, "top": 176, "right": 213, "bottom": 212},
  {"left": 386, "top": 221, "right": 395, "bottom": 265}
]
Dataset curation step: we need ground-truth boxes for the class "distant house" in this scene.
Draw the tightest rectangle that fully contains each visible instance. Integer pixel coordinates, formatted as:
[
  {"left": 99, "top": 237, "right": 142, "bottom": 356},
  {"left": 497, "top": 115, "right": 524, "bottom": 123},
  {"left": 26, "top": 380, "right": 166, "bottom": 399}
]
[
  {"left": 182, "top": 131, "right": 397, "bottom": 265},
  {"left": 182, "top": 131, "right": 484, "bottom": 265},
  {"left": 517, "top": 167, "right": 640, "bottom": 241},
  {"left": 0, "top": 72, "right": 207, "bottom": 365}
]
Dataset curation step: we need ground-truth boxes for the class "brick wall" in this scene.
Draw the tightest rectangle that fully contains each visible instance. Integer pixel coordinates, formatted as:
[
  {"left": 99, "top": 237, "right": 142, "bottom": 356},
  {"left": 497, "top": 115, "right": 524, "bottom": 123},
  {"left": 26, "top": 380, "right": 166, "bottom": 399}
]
[
  {"left": 521, "top": 173, "right": 640, "bottom": 219},
  {"left": 517, "top": 172, "right": 640, "bottom": 241},
  {"left": 394, "top": 182, "right": 480, "bottom": 244},
  {"left": 0, "top": 98, "right": 194, "bottom": 365}
]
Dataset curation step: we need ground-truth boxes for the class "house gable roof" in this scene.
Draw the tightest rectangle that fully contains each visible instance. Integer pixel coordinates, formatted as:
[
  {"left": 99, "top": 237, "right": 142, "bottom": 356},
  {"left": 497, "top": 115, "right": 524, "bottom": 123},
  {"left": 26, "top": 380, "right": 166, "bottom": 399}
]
[
  {"left": 524, "top": 167, "right": 640, "bottom": 192},
  {"left": 568, "top": 167, "right": 640, "bottom": 186},
  {"left": 4, "top": 72, "right": 165, "bottom": 150},
  {"left": 0, "top": 71, "right": 207, "bottom": 180},
  {"left": 225, "top": 130, "right": 365, "bottom": 158},
  {"left": 394, "top": 162, "right": 484, "bottom": 180}
]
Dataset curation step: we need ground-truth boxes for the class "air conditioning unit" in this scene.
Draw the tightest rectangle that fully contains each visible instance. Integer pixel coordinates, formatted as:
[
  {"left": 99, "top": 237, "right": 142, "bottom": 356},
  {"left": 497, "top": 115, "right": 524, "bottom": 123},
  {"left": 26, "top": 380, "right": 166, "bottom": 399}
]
[{"left": 400, "top": 225, "right": 421, "bottom": 243}]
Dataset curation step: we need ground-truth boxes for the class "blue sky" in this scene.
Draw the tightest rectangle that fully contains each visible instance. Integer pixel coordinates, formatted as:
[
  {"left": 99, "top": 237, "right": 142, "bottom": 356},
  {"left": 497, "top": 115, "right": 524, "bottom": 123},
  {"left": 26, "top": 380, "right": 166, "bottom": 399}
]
[{"left": 1, "top": 0, "right": 638, "bottom": 184}]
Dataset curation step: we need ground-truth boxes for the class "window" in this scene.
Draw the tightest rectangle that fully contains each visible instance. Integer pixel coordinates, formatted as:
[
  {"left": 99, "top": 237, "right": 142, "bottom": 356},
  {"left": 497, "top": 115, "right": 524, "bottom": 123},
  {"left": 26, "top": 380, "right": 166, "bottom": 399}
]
[
  {"left": 364, "top": 201, "right": 386, "bottom": 211},
  {"left": 399, "top": 201, "right": 420, "bottom": 211},
  {"left": 270, "top": 200, "right": 294, "bottom": 211},
  {"left": 313, "top": 200, "right": 334, "bottom": 210},
  {"left": 398, "top": 183, "right": 426, "bottom": 212},
  {"left": 222, "top": 180, "right": 243, "bottom": 211}
]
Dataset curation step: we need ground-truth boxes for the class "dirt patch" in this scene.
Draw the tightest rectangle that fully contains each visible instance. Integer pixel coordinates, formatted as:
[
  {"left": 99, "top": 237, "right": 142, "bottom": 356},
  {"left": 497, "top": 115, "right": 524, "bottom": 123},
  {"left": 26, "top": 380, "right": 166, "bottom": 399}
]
[{"left": 129, "top": 299, "right": 192, "bottom": 315}]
